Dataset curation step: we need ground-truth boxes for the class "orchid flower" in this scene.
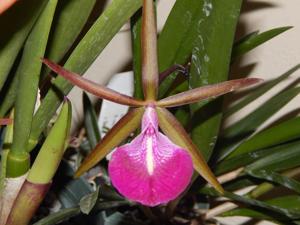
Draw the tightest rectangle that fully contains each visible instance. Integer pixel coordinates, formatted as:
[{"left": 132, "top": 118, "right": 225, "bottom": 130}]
[
  {"left": 42, "top": 0, "right": 262, "bottom": 206},
  {"left": 109, "top": 106, "right": 193, "bottom": 206}
]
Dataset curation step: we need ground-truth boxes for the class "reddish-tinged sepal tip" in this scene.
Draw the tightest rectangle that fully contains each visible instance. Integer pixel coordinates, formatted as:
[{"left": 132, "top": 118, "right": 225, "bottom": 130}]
[
  {"left": 0, "top": 118, "right": 13, "bottom": 125},
  {"left": 108, "top": 107, "right": 193, "bottom": 206}
]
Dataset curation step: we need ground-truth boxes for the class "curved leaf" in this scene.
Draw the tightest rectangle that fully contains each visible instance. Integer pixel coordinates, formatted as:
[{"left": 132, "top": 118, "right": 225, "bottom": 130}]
[
  {"left": 33, "top": 207, "right": 81, "bottom": 225},
  {"left": 10, "top": 0, "right": 58, "bottom": 158},
  {"left": 188, "top": 0, "right": 242, "bottom": 160},
  {"left": 219, "top": 86, "right": 300, "bottom": 160},
  {"left": 83, "top": 93, "right": 101, "bottom": 149},
  {"left": 158, "top": 0, "right": 203, "bottom": 97},
  {"left": 246, "top": 141, "right": 300, "bottom": 172},
  {"left": 227, "top": 117, "right": 300, "bottom": 159},
  {"left": 202, "top": 189, "right": 300, "bottom": 219},
  {"left": 41, "top": 0, "right": 96, "bottom": 79},
  {"left": 232, "top": 26, "right": 292, "bottom": 59},
  {"left": 79, "top": 186, "right": 100, "bottom": 214},
  {"left": 248, "top": 169, "right": 300, "bottom": 194},
  {"left": 0, "top": 0, "right": 47, "bottom": 90},
  {"left": 27, "top": 99, "right": 72, "bottom": 184},
  {"left": 224, "top": 64, "right": 300, "bottom": 117},
  {"left": 214, "top": 147, "right": 272, "bottom": 175},
  {"left": 222, "top": 196, "right": 300, "bottom": 224}
]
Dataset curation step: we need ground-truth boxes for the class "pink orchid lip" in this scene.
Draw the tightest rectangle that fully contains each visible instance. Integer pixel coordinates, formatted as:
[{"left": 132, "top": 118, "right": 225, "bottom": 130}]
[{"left": 108, "top": 106, "right": 193, "bottom": 206}]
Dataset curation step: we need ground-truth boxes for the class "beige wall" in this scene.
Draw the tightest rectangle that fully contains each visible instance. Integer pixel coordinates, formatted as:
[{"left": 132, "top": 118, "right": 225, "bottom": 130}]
[{"left": 69, "top": 0, "right": 300, "bottom": 135}]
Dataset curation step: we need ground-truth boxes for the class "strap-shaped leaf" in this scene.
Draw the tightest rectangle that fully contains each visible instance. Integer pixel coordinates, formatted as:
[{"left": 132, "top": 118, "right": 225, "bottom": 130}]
[
  {"left": 222, "top": 195, "right": 300, "bottom": 223},
  {"left": 41, "top": 0, "right": 96, "bottom": 79},
  {"left": 30, "top": 0, "right": 143, "bottom": 151},
  {"left": 75, "top": 107, "right": 145, "bottom": 177},
  {"left": 141, "top": 0, "right": 159, "bottom": 100},
  {"left": 246, "top": 140, "right": 300, "bottom": 172},
  {"left": 223, "top": 86, "right": 300, "bottom": 140},
  {"left": 224, "top": 64, "right": 300, "bottom": 117},
  {"left": 10, "top": 0, "right": 58, "bottom": 168},
  {"left": 248, "top": 170, "right": 300, "bottom": 195},
  {"left": 43, "top": 59, "right": 145, "bottom": 107},
  {"left": 226, "top": 116, "right": 300, "bottom": 159},
  {"left": 83, "top": 93, "right": 101, "bottom": 149},
  {"left": 27, "top": 99, "right": 72, "bottom": 184},
  {"left": 157, "top": 78, "right": 261, "bottom": 107},
  {"left": 232, "top": 26, "right": 292, "bottom": 59},
  {"left": 156, "top": 107, "right": 223, "bottom": 193},
  {"left": 202, "top": 189, "right": 300, "bottom": 220},
  {"left": 0, "top": 0, "right": 48, "bottom": 91}
]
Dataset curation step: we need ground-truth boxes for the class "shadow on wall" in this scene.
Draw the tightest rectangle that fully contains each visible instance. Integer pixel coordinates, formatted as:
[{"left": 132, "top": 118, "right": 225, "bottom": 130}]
[{"left": 231, "top": 0, "right": 278, "bottom": 78}]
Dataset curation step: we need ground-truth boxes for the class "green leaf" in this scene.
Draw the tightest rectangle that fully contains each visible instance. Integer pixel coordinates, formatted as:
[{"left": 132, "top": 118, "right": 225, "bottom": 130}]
[
  {"left": 248, "top": 169, "right": 300, "bottom": 194},
  {"left": 222, "top": 196, "right": 300, "bottom": 224},
  {"left": 158, "top": 0, "right": 204, "bottom": 97},
  {"left": 27, "top": 99, "right": 71, "bottom": 184},
  {"left": 202, "top": 189, "right": 300, "bottom": 219},
  {"left": 0, "top": 71, "right": 18, "bottom": 117},
  {"left": 83, "top": 93, "right": 101, "bottom": 149},
  {"left": 219, "top": 86, "right": 300, "bottom": 160},
  {"left": 224, "top": 64, "right": 300, "bottom": 117},
  {"left": 227, "top": 116, "right": 300, "bottom": 159},
  {"left": 9, "top": 0, "right": 58, "bottom": 163},
  {"left": 33, "top": 207, "right": 81, "bottom": 225},
  {"left": 41, "top": 0, "right": 96, "bottom": 79},
  {"left": 56, "top": 161, "right": 93, "bottom": 208},
  {"left": 79, "top": 186, "right": 100, "bottom": 214},
  {"left": 29, "top": 0, "right": 143, "bottom": 150},
  {"left": 6, "top": 0, "right": 58, "bottom": 178},
  {"left": 0, "top": 112, "right": 14, "bottom": 192},
  {"left": 224, "top": 87, "right": 300, "bottom": 140},
  {"left": 233, "top": 30, "right": 259, "bottom": 47},
  {"left": 131, "top": 9, "right": 143, "bottom": 99},
  {"left": 232, "top": 26, "right": 292, "bottom": 59},
  {"left": 0, "top": 0, "right": 48, "bottom": 90},
  {"left": 188, "top": 0, "right": 242, "bottom": 160},
  {"left": 246, "top": 141, "right": 300, "bottom": 172},
  {"left": 214, "top": 147, "right": 273, "bottom": 175},
  {"left": 33, "top": 201, "right": 130, "bottom": 225}
]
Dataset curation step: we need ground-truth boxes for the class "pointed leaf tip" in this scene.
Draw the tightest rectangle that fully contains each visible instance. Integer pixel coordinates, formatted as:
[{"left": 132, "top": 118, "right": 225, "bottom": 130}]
[{"left": 42, "top": 59, "right": 145, "bottom": 107}]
